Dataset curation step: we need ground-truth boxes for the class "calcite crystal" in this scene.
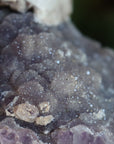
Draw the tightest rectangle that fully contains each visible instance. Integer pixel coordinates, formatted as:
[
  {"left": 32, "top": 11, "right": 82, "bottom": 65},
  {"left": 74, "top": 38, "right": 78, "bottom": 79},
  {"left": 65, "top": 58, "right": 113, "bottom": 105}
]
[
  {"left": 0, "top": 0, "right": 72, "bottom": 25},
  {"left": 0, "top": 8, "right": 114, "bottom": 144}
]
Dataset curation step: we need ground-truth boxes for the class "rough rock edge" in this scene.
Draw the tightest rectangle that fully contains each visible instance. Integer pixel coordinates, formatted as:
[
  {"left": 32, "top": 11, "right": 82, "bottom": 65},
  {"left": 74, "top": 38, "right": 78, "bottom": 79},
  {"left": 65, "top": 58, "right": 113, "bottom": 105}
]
[{"left": 0, "top": 0, "right": 72, "bottom": 25}]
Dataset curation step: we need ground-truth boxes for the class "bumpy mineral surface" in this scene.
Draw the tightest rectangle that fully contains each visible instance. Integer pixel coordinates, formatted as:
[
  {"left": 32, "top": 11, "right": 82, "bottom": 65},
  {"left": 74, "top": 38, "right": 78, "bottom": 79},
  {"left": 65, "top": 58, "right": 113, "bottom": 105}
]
[{"left": 0, "top": 9, "right": 114, "bottom": 144}]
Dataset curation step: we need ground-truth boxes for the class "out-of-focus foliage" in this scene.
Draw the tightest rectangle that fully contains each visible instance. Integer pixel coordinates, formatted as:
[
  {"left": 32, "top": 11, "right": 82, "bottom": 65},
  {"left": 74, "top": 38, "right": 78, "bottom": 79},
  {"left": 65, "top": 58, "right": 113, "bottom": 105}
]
[{"left": 72, "top": 0, "right": 114, "bottom": 48}]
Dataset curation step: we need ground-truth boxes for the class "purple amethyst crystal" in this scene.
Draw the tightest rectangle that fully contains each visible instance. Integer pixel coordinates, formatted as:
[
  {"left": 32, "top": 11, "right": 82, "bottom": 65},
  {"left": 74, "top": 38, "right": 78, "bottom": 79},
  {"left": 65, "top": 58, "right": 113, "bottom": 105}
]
[
  {"left": 51, "top": 125, "right": 113, "bottom": 144},
  {"left": 51, "top": 129, "right": 73, "bottom": 144},
  {"left": 0, "top": 118, "right": 41, "bottom": 144}
]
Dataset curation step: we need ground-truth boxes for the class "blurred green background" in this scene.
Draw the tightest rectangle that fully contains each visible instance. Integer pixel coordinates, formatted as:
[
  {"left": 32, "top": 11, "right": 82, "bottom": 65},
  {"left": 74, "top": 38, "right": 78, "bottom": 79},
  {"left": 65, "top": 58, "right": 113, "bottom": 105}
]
[{"left": 72, "top": 0, "right": 114, "bottom": 48}]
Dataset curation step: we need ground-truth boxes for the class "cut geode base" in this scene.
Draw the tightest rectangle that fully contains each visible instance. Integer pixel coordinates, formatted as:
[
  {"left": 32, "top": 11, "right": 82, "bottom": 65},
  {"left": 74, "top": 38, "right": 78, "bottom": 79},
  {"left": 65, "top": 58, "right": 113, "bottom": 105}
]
[{"left": 0, "top": 8, "right": 114, "bottom": 144}]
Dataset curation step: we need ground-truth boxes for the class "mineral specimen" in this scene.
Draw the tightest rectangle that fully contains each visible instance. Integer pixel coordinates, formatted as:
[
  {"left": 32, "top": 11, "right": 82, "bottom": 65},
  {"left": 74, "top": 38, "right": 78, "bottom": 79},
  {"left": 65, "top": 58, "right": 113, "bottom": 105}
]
[
  {"left": 0, "top": 0, "right": 72, "bottom": 25},
  {"left": 0, "top": 7, "right": 114, "bottom": 144}
]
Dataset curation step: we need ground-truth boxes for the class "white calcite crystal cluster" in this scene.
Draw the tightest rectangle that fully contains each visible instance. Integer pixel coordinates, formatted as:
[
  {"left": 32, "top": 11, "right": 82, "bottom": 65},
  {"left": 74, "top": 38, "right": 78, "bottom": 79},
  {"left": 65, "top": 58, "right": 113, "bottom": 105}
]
[
  {"left": 0, "top": 0, "right": 72, "bottom": 25},
  {"left": 0, "top": 3, "right": 114, "bottom": 144}
]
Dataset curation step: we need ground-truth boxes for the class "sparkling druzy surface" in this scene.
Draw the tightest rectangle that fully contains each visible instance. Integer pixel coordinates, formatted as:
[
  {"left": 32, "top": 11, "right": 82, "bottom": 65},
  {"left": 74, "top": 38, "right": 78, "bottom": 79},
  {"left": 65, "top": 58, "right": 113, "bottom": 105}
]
[{"left": 0, "top": 9, "right": 114, "bottom": 144}]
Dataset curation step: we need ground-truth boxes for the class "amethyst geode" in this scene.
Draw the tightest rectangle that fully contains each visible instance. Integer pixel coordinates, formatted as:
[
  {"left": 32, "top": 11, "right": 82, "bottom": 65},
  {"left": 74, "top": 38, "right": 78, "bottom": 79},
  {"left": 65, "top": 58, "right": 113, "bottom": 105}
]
[{"left": 0, "top": 9, "right": 114, "bottom": 144}]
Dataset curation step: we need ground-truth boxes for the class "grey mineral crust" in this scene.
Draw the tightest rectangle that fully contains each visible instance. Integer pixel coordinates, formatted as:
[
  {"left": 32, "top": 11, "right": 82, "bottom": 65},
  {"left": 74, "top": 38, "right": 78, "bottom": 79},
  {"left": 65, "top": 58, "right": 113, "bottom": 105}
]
[{"left": 0, "top": 10, "right": 114, "bottom": 144}]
